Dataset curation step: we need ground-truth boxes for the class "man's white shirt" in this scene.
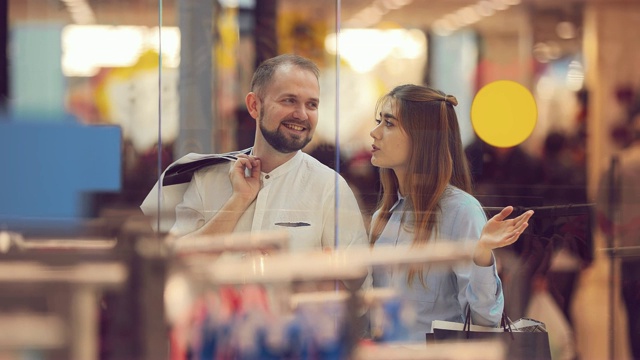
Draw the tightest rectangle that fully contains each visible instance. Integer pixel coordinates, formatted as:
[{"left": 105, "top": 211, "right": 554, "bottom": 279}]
[{"left": 171, "top": 150, "right": 369, "bottom": 252}]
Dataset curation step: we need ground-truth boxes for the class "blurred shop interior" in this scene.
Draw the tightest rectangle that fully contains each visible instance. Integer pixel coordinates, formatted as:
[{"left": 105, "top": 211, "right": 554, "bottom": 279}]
[{"left": 1, "top": 0, "right": 640, "bottom": 359}]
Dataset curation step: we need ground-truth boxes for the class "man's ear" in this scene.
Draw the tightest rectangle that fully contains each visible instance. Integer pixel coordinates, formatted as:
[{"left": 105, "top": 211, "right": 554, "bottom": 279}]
[{"left": 245, "top": 92, "right": 260, "bottom": 120}]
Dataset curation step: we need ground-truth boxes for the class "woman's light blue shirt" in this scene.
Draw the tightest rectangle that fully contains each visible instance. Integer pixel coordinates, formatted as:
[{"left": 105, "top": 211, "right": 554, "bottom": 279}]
[{"left": 371, "top": 185, "right": 504, "bottom": 340}]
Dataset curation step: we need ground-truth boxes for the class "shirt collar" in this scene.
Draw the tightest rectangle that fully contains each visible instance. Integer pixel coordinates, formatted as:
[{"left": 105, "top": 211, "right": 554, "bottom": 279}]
[
  {"left": 390, "top": 191, "right": 405, "bottom": 212},
  {"left": 261, "top": 150, "right": 303, "bottom": 180}
]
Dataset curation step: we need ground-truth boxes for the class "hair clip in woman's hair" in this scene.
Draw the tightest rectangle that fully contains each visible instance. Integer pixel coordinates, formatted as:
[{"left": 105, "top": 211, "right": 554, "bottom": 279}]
[{"left": 444, "top": 95, "right": 458, "bottom": 107}]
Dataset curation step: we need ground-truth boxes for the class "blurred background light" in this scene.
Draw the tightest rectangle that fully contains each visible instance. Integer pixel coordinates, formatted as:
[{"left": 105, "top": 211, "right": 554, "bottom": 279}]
[
  {"left": 325, "top": 28, "right": 426, "bottom": 73},
  {"left": 556, "top": 21, "right": 577, "bottom": 40},
  {"left": 566, "top": 60, "right": 585, "bottom": 91},
  {"left": 61, "top": 25, "right": 180, "bottom": 77}
]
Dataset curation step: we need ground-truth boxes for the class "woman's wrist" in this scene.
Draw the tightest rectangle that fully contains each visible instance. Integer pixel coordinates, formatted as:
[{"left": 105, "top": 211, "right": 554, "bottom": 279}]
[{"left": 473, "top": 245, "right": 494, "bottom": 267}]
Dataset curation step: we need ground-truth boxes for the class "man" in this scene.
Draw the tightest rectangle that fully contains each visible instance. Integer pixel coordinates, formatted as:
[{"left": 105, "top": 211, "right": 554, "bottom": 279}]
[{"left": 141, "top": 54, "right": 368, "bottom": 253}]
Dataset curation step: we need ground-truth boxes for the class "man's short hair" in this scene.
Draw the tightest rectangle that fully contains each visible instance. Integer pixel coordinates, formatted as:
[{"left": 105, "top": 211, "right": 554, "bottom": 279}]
[{"left": 250, "top": 54, "right": 320, "bottom": 98}]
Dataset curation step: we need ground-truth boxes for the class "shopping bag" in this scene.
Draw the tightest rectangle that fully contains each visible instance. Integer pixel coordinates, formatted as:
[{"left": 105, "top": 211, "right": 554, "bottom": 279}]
[{"left": 429, "top": 308, "right": 552, "bottom": 360}]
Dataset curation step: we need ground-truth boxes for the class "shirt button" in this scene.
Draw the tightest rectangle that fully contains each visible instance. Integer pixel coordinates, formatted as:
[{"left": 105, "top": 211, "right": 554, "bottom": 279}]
[{"left": 265, "top": 175, "right": 270, "bottom": 179}]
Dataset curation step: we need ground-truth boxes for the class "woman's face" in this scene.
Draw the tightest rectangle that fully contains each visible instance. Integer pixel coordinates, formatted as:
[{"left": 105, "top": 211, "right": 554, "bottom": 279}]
[{"left": 369, "top": 99, "right": 412, "bottom": 173}]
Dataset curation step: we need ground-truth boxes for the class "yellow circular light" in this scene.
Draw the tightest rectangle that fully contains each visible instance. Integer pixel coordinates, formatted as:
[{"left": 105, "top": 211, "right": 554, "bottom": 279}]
[{"left": 471, "top": 80, "right": 537, "bottom": 148}]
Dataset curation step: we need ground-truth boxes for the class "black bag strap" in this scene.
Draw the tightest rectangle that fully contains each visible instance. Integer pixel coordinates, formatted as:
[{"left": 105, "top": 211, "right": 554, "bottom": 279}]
[
  {"left": 463, "top": 305, "right": 472, "bottom": 338},
  {"left": 501, "top": 311, "right": 515, "bottom": 340},
  {"left": 464, "top": 306, "right": 514, "bottom": 340}
]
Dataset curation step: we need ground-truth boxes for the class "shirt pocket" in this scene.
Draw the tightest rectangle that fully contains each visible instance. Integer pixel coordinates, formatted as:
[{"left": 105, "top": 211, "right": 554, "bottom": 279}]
[{"left": 272, "top": 210, "right": 320, "bottom": 251}]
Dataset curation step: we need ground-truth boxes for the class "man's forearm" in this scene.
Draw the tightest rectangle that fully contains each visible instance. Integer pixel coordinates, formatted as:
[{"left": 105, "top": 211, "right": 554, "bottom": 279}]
[{"left": 180, "top": 194, "right": 253, "bottom": 240}]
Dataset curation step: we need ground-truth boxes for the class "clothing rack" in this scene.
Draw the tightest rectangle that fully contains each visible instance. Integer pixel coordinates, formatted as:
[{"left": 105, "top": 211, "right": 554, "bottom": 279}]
[
  {"left": 483, "top": 203, "right": 594, "bottom": 218},
  {"left": 484, "top": 202, "right": 594, "bottom": 260}
]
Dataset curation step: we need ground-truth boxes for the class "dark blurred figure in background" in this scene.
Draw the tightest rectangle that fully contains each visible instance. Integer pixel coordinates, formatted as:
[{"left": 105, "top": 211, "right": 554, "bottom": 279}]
[
  {"left": 465, "top": 137, "right": 544, "bottom": 209},
  {"left": 539, "top": 131, "right": 592, "bottom": 328},
  {"left": 597, "top": 112, "right": 640, "bottom": 360},
  {"left": 541, "top": 131, "right": 587, "bottom": 206}
]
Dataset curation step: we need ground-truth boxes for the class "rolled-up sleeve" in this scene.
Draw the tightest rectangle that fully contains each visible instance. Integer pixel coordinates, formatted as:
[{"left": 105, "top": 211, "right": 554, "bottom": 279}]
[{"left": 170, "top": 173, "right": 205, "bottom": 237}]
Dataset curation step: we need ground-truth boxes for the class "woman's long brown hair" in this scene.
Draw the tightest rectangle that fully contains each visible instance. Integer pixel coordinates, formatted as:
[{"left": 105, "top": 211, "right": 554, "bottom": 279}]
[{"left": 370, "top": 84, "right": 472, "bottom": 284}]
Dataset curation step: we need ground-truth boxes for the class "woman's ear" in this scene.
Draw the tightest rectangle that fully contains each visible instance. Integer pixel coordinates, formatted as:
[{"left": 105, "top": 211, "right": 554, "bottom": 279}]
[{"left": 245, "top": 92, "right": 260, "bottom": 120}]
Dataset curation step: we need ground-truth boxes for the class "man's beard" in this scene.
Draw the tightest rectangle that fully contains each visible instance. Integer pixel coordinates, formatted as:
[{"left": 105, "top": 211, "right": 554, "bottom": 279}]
[{"left": 259, "top": 112, "right": 312, "bottom": 154}]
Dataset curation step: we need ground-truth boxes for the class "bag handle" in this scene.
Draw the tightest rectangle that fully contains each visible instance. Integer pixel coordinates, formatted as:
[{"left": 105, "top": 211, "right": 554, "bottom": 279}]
[
  {"left": 463, "top": 305, "right": 471, "bottom": 336},
  {"left": 500, "top": 311, "right": 514, "bottom": 340},
  {"left": 463, "top": 306, "right": 514, "bottom": 340}
]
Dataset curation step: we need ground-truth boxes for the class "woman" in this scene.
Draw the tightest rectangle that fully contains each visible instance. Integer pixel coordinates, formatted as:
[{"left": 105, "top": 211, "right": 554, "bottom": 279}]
[{"left": 369, "top": 84, "right": 533, "bottom": 339}]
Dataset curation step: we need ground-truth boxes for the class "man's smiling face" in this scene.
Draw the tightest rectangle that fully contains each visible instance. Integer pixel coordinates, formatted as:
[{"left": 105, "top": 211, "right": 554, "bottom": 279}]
[{"left": 255, "top": 65, "right": 320, "bottom": 154}]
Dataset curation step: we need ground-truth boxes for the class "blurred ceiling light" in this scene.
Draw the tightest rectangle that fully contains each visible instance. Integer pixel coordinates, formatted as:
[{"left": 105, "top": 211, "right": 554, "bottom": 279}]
[
  {"left": 394, "top": 28, "right": 427, "bottom": 58},
  {"left": 566, "top": 60, "right": 584, "bottom": 91},
  {"left": 148, "top": 27, "right": 181, "bottom": 68},
  {"left": 556, "top": 21, "right": 577, "bottom": 40},
  {"left": 325, "top": 28, "right": 425, "bottom": 73},
  {"left": 476, "top": 1, "right": 496, "bottom": 17},
  {"left": 326, "top": 30, "right": 390, "bottom": 72},
  {"left": 62, "top": 25, "right": 180, "bottom": 77},
  {"left": 390, "top": 0, "right": 413, "bottom": 6},
  {"left": 445, "top": 13, "right": 465, "bottom": 28},
  {"left": 345, "top": 0, "right": 413, "bottom": 28},
  {"left": 364, "top": 5, "right": 385, "bottom": 18},
  {"left": 379, "top": 0, "right": 401, "bottom": 10},
  {"left": 324, "top": 35, "right": 338, "bottom": 55},
  {"left": 349, "top": 6, "right": 384, "bottom": 27},
  {"left": 432, "top": 19, "right": 455, "bottom": 36},
  {"left": 373, "top": 1, "right": 391, "bottom": 14},
  {"left": 458, "top": 6, "right": 481, "bottom": 25},
  {"left": 431, "top": 0, "right": 520, "bottom": 35},
  {"left": 489, "top": 0, "right": 509, "bottom": 11}
]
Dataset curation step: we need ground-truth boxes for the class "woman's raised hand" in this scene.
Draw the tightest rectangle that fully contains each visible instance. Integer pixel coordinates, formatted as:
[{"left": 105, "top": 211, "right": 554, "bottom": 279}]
[{"left": 479, "top": 206, "right": 534, "bottom": 251}]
